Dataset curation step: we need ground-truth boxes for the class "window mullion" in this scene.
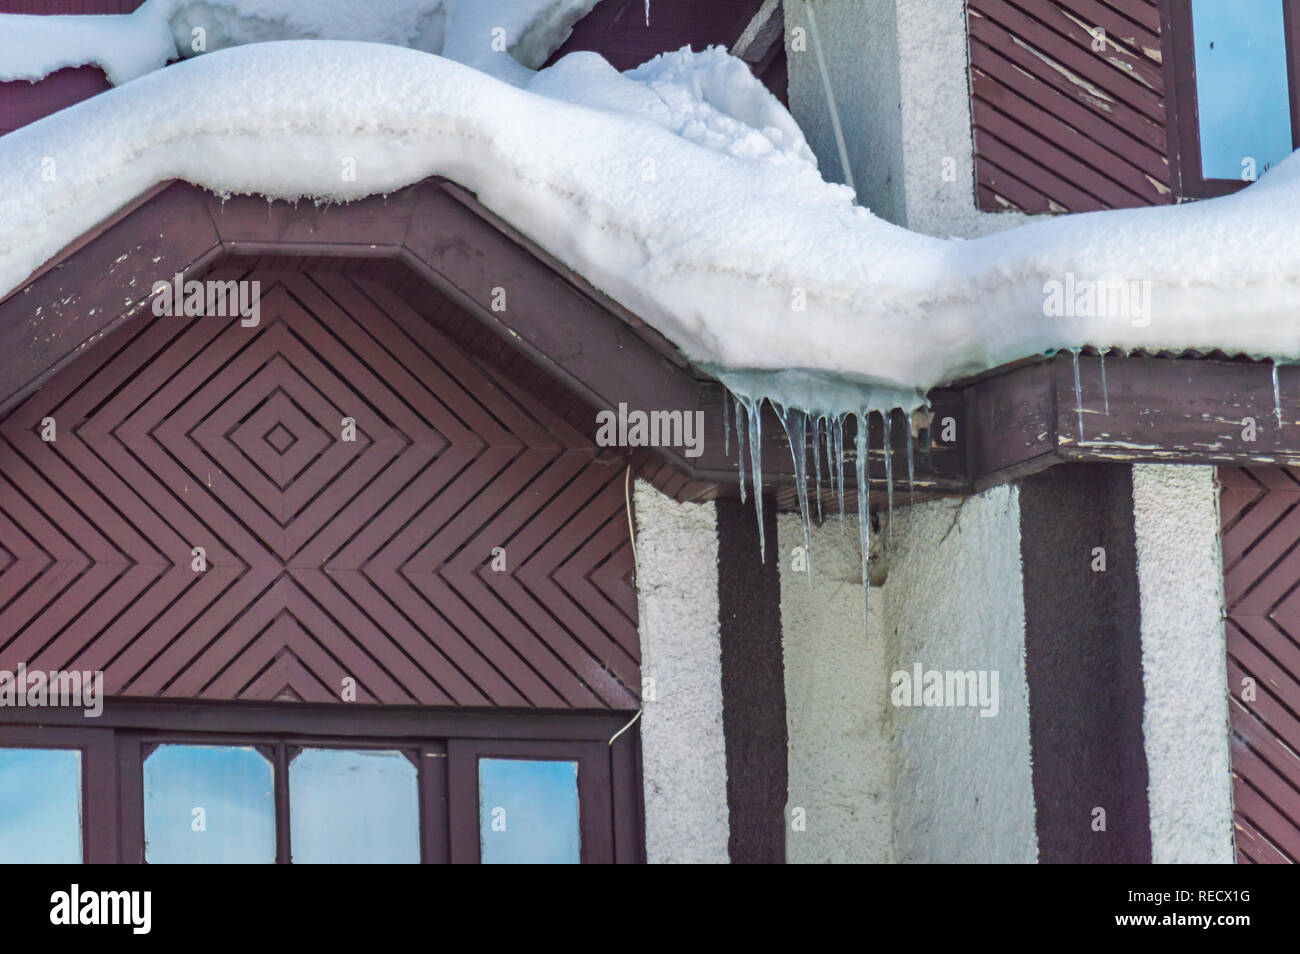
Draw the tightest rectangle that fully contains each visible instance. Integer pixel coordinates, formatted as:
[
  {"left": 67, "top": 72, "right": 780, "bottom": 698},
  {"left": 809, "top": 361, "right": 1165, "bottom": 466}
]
[
  {"left": 275, "top": 742, "right": 291, "bottom": 864},
  {"left": 1286, "top": 0, "right": 1300, "bottom": 149}
]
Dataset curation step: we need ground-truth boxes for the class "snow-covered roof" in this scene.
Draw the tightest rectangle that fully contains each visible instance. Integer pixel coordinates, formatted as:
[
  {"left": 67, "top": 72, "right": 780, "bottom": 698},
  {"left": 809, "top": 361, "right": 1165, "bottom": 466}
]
[
  {"left": 0, "top": 0, "right": 600, "bottom": 85},
  {"left": 1, "top": 10, "right": 1298, "bottom": 421}
]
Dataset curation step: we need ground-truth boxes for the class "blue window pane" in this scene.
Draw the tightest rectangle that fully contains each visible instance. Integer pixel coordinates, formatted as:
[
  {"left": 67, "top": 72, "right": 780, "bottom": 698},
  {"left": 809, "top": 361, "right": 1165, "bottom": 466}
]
[
  {"left": 289, "top": 749, "right": 419, "bottom": 863},
  {"left": 144, "top": 745, "right": 275, "bottom": 863},
  {"left": 0, "top": 748, "right": 82, "bottom": 863},
  {"left": 1193, "top": 0, "right": 1294, "bottom": 179},
  {"left": 479, "top": 758, "right": 580, "bottom": 864}
]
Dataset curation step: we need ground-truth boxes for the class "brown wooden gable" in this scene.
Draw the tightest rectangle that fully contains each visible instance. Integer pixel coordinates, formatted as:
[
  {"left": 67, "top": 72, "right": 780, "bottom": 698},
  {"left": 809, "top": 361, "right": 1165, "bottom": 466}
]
[
  {"left": 0, "top": 260, "right": 642, "bottom": 708},
  {"left": 0, "top": 178, "right": 703, "bottom": 709},
  {"left": 0, "top": 178, "right": 724, "bottom": 494}
]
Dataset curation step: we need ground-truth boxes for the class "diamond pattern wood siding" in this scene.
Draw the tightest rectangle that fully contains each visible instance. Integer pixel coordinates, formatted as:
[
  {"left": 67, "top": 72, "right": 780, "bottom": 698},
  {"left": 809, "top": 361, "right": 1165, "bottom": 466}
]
[
  {"left": 0, "top": 268, "right": 639, "bottom": 709},
  {"left": 1220, "top": 466, "right": 1300, "bottom": 863},
  {"left": 968, "top": 0, "right": 1173, "bottom": 213}
]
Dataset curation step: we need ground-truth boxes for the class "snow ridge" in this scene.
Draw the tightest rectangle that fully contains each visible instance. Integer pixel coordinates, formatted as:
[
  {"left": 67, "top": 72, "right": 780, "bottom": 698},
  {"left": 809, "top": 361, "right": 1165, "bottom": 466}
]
[
  {"left": 0, "top": 38, "right": 1297, "bottom": 405},
  {"left": 0, "top": 0, "right": 600, "bottom": 85}
]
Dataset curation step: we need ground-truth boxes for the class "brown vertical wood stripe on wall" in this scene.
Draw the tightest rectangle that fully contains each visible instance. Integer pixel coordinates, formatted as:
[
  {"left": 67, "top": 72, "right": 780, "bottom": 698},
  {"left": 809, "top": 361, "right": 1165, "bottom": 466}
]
[
  {"left": 1020, "top": 463, "right": 1151, "bottom": 863},
  {"left": 967, "top": 0, "right": 1173, "bottom": 213},
  {"left": 0, "top": 267, "right": 640, "bottom": 709},
  {"left": 1220, "top": 466, "right": 1300, "bottom": 863}
]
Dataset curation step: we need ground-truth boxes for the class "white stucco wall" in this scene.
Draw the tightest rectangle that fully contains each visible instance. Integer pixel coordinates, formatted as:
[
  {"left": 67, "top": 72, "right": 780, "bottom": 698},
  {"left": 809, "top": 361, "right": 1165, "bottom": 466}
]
[
  {"left": 778, "top": 513, "right": 893, "bottom": 863},
  {"left": 632, "top": 481, "right": 730, "bottom": 863},
  {"left": 785, "top": 0, "right": 1038, "bottom": 237},
  {"left": 882, "top": 487, "right": 1038, "bottom": 863},
  {"left": 894, "top": 0, "right": 1038, "bottom": 236},
  {"left": 776, "top": 485, "right": 1035, "bottom": 863},
  {"left": 1131, "top": 464, "right": 1235, "bottom": 864}
]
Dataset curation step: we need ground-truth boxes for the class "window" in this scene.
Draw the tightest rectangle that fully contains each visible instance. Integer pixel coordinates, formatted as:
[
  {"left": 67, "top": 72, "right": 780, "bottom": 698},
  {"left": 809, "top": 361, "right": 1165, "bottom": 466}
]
[
  {"left": 446, "top": 738, "right": 617, "bottom": 863},
  {"left": 0, "top": 727, "right": 115, "bottom": 863},
  {"left": 1169, "top": 0, "right": 1300, "bottom": 196},
  {"left": 0, "top": 708, "right": 642, "bottom": 863},
  {"left": 143, "top": 745, "right": 276, "bottom": 864},
  {"left": 289, "top": 748, "right": 420, "bottom": 863},
  {"left": 139, "top": 741, "right": 423, "bottom": 863},
  {"left": 0, "top": 748, "right": 83, "bottom": 863},
  {"left": 478, "top": 758, "right": 581, "bottom": 864}
]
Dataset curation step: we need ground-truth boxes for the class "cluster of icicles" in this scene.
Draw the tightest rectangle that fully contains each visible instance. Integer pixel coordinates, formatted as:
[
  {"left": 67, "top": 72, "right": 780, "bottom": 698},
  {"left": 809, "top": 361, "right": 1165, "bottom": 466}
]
[
  {"left": 720, "top": 350, "right": 1290, "bottom": 630},
  {"left": 721, "top": 390, "right": 917, "bottom": 628}
]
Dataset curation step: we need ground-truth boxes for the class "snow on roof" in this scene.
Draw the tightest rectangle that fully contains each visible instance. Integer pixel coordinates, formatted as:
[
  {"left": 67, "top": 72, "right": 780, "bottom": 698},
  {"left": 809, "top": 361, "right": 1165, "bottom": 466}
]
[
  {"left": 0, "top": 0, "right": 599, "bottom": 85},
  {"left": 0, "top": 32, "right": 1298, "bottom": 418}
]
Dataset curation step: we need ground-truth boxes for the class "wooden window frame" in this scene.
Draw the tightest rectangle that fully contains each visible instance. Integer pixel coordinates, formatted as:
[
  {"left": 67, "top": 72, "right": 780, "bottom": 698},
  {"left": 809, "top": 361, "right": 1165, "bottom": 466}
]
[
  {"left": 0, "top": 725, "right": 118, "bottom": 863},
  {"left": 448, "top": 738, "right": 614, "bottom": 863},
  {"left": 122, "top": 736, "right": 438, "bottom": 864},
  {"left": 1165, "top": 0, "right": 1300, "bottom": 198},
  {"left": 0, "top": 701, "right": 644, "bottom": 864}
]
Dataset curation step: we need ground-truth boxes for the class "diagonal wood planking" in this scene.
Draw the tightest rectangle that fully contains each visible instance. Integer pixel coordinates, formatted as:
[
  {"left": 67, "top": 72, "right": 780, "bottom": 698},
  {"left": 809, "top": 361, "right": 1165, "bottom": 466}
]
[
  {"left": 968, "top": 0, "right": 1172, "bottom": 213},
  {"left": 1220, "top": 466, "right": 1300, "bottom": 862},
  {"left": 0, "top": 269, "right": 639, "bottom": 709}
]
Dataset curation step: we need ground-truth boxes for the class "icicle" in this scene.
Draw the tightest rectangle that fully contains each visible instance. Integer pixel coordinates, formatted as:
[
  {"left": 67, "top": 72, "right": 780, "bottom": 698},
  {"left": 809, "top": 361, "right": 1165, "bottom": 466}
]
[
  {"left": 645, "top": 0, "right": 650, "bottom": 26},
  {"left": 905, "top": 414, "right": 915, "bottom": 510},
  {"left": 723, "top": 389, "right": 731, "bottom": 458},
  {"left": 854, "top": 411, "right": 871, "bottom": 628},
  {"left": 1273, "top": 361, "right": 1283, "bottom": 428},
  {"left": 747, "top": 397, "right": 766, "bottom": 562},
  {"left": 811, "top": 415, "right": 824, "bottom": 524},
  {"left": 735, "top": 397, "right": 747, "bottom": 504},
  {"left": 826, "top": 418, "right": 839, "bottom": 531},
  {"left": 832, "top": 415, "right": 846, "bottom": 535},
  {"left": 1071, "top": 348, "right": 1084, "bottom": 441},
  {"left": 883, "top": 411, "right": 895, "bottom": 545},
  {"left": 779, "top": 405, "right": 814, "bottom": 580},
  {"left": 1099, "top": 350, "right": 1110, "bottom": 416}
]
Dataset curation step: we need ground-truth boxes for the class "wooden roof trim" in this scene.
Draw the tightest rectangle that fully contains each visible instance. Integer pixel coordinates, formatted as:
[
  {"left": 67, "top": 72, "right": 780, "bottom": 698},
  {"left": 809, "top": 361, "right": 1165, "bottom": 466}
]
[
  {"left": 3, "top": 176, "right": 1294, "bottom": 507},
  {"left": 931, "top": 352, "right": 1300, "bottom": 493},
  {"left": 0, "top": 177, "right": 735, "bottom": 499},
  {"left": 0, "top": 177, "right": 692, "bottom": 407},
  {"left": 732, "top": 0, "right": 784, "bottom": 66}
]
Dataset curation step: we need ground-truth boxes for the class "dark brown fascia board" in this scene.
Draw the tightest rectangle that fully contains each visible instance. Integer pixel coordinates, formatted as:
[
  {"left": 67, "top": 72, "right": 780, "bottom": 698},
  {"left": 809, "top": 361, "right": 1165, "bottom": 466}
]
[
  {"left": 0, "top": 178, "right": 699, "bottom": 449},
  {"left": 3, "top": 176, "right": 1293, "bottom": 503},
  {"left": 965, "top": 352, "right": 1300, "bottom": 491},
  {"left": 0, "top": 696, "right": 633, "bottom": 740},
  {"left": 0, "top": 181, "right": 222, "bottom": 416},
  {"left": 0, "top": 174, "right": 961, "bottom": 498}
]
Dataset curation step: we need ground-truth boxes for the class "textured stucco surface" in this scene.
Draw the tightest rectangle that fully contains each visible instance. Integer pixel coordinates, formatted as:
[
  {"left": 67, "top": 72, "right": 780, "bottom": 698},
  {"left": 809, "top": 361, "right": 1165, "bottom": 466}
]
[
  {"left": 778, "top": 513, "right": 893, "bottom": 863},
  {"left": 785, "top": 0, "right": 905, "bottom": 223},
  {"left": 894, "top": 0, "right": 1037, "bottom": 236},
  {"left": 1131, "top": 464, "right": 1235, "bottom": 864},
  {"left": 633, "top": 481, "right": 730, "bottom": 863},
  {"left": 883, "top": 486, "right": 1038, "bottom": 862},
  {"left": 786, "top": 0, "right": 1038, "bottom": 237}
]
